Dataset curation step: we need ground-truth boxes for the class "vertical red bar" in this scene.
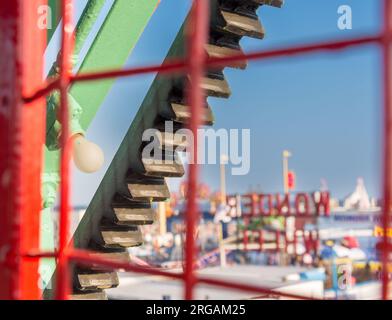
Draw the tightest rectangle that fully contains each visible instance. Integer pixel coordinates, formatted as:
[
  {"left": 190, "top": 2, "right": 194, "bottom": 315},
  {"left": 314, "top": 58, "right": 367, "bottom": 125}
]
[
  {"left": 314, "top": 231, "right": 320, "bottom": 255},
  {"left": 284, "top": 219, "right": 288, "bottom": 254},
  {"left": 0, "top": 0, "right": 46, "bottom": 300},
  {"left": 56, "top": 0, "right": 75, "bottom": 300},
  {"left": 304, "top": 230, "right": 311, "bottom": 254},
  {"left": 244, "top": 230, "right": 249, "bottom": 251},
  {"left": 284, "top": 232, "right": 289, "bottom": 254},
  {"left": 310, "top": 231, "right": 315, "bottom": 255},
  {"left": 275, "top": 231, "right": 280, "bottom": 253},
  {"left": 259, "top": 230, "right": 264, "bottom": 252},
  {"left": 20, "top": 0, "right": 47, "bottom": 300},
  {"left": 293, "top": 230, "right": 297, "bottom": 256},
  {"left": 0, "top": 0, "right": 24, "bottom": 300},
  {"left": 243, "top": 219, "right": 249, "bottom": 251},
  {"left": 184, "top": 0, "right": 209, "bottom": 300},
  {"left": 381, "top": 0, "right": 392, "bottom": 301}
]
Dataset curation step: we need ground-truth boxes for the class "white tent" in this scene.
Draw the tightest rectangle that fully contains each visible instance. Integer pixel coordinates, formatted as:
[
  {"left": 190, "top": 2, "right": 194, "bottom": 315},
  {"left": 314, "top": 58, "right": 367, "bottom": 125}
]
[{"left": 343, "top": 178, "right": 371, "bottom": 211}]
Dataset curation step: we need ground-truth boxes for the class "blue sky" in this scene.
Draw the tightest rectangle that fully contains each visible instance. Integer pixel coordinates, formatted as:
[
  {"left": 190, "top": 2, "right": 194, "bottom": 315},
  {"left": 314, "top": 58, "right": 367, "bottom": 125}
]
[{"left": 54, "top": 0, "right": 383, "bottom": 205}]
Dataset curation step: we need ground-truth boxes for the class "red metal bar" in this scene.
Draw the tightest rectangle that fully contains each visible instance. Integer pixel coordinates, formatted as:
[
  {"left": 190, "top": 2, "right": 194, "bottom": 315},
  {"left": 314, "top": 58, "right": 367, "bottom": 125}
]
[
  {"left": 68, "top": 249, "right": 316, "bottom": 300},
  {"left": 381, "top": 0, "right": 392, "bottom": 301},
  {"left": 314, "top": 231, "right": 320, "bottom": 255},
  {"left": 207, "top": 35, "right": 382, "bottom": 69},
  {"left": 56, "top": 0, "right": 75, "bottom": 300},
  {"left": 0, "top": 0, "right": 24, "bottom": 300},
  {"left": 197, "top": 276, "right": 317, "bottom": 300},
  {"left": 69, "top": 249, "right": 184, "bottom": 280},
  {"left": 20, "top": 0, "right": 48, "bottom": 300},
  {"left": 22, "top": 35, "right": 383, "bottom": 104},
  {"left": 293, "top": 230, "right": 298, "bottom": 256},
  {"left": 23, "top": 78, "right": 60, "bottom": 104},
  {"left": 25, "top": 251, "right": 58, "bottom": 260},
  {"left": 305, "top": 232, "right": 310, "bottom": 256},
  {"left": 259, "top": 230, "right": 264, "bottom": 252},
  {"left": 0, "top": 0, "right": 46, "bottom": 300},
  {"left": 73, "top": 35, "right": 383, "bottom": 83},
  {"left": 284, "top": 219, "right": 289, "bottom": 254},
  {"left": 243, "top": 220, "right": 249, "bottom": 251},
  {"left": 183, "top": 0, "right": 209, "bottom": 300},
  {"left": 71, "top": 60, "right": 186, "bottom": 84},
  {"left": 17, "top": 1, "right": 392, "bottom": 301}
]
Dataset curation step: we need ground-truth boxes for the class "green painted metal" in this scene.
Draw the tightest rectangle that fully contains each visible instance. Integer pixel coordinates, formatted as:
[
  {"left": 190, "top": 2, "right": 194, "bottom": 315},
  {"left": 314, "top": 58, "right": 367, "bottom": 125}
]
[
  {"left": 43, "top": 0, "right": 160, "bottom": 200},
  {"left": 47, "top": 0, "right": 107, "bottom": 80},
  {"left": 41, "top": 0, "right": 160, "bottom": 291},
  {"left": 46, "top": 0, "right": 160, "bottom": 149},
  {"left": 48, "top": 0, "right": 61, "bottom": 43},
  {"left": 73, "top": 19, "right": 188, "bottom": 251},
  {"left": 46, "top": 0, "right": 108, "bottom": 153},
  {"left": 71, "top": 0, "right": 161, "bottom": 131},
  {"left": 41, "top": 2, "right": 111, "bottom": 289}
]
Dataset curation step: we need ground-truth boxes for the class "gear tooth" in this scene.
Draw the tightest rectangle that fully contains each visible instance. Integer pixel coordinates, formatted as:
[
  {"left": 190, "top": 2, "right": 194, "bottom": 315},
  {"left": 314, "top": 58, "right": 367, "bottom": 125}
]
[{"left": 70, "top": 0, "right": 284, "bottom": 299}]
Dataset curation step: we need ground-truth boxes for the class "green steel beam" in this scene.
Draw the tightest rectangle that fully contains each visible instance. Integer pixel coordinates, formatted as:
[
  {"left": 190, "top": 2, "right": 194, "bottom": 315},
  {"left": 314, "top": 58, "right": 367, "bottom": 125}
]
[
  {"left": 48, "top": 0, "right": 107, "bottom": 77},
  {"left": 47, "top": 1, "right": 107, "bottom": 48},
  {"left": 44, "top": 0, "right": 160, "bottom": 203},
  {"left": 46, "top": 0, "right": 109, "bottom": 151},
  {"left": 41, "top": 0, "right": 160, "bottom": 290},
  {"left": 71, "top": 0, "right": 161, "bottom": 131},
  {"left": 42, "top": 1, "right": 112, "bottom": 290},
  {"left": 46, "top": 0, "right": 160, "bottom": 149},
  {"left": 47, "top": 0, "right": 61, "bottom": 43}
]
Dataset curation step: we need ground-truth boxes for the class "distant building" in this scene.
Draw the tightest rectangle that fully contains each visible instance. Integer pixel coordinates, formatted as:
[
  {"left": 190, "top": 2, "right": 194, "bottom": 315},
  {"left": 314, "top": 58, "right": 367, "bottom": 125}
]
[{"left": 343, "top": 178, "right": 372, "bottom": 211}]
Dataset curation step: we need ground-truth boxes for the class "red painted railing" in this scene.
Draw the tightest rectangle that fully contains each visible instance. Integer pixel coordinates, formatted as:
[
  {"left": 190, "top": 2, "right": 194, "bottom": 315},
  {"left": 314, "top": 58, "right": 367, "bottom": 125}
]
[
  {"left": 0, "top": 0, "right": 47, "bottom": 300},
  {"left": 7, "top": 0, "right": 392, "bottom": 300}
]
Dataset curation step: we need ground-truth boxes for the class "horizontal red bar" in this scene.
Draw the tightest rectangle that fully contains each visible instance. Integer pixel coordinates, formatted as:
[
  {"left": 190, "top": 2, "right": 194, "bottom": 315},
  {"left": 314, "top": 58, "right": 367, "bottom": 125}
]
[
  {"left": 23, "top": 78, "right": 60, "bottom": 104},
  {"left": 207, "top": 34, "right": 382, "bottom": 69},
  {"left": 241, "top": 214, "right": 326, "bottom": 218},
  {"left": 25, "top": 248, "right": 320, "bottom": 299},
  {"left": 22, "top": 35, "right": 384, "bottom": 104},
  {"left": 24, "top": 250, "right": 57, "bottom": 259},
  {"left": 69, "top": 249, "right": 184, "bottom": 280},
  {"left": 71, "top": 60, "right": 186, "bottom": 83},
  {"left": 69, "top": 249, "right": 317, "bottom": 300},
  {"left": 71, "top": 34, "right": 384, "bottom": 84},
  {"left": 197, "top": 276, "right": 317, "bottom": 300}
]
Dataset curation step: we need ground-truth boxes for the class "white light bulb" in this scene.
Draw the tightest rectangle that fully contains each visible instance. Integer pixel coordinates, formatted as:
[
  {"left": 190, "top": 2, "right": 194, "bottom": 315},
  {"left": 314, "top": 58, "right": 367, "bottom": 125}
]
[{"left": 73, "top": 135, "right": 104, "bottom": 173}]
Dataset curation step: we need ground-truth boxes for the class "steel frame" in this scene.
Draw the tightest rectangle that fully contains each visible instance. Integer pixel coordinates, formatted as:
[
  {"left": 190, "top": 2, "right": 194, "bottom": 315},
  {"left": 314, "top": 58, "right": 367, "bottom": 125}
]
[{"left": 2, "top": 0, "right": 391, "bottom": 300}]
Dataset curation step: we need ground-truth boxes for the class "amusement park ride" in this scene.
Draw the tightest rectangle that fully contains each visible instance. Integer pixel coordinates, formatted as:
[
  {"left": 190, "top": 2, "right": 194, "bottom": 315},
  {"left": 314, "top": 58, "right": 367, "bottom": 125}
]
[{"left": 0, "top": 0, "right": 391, "bottom": 300}]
